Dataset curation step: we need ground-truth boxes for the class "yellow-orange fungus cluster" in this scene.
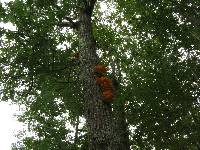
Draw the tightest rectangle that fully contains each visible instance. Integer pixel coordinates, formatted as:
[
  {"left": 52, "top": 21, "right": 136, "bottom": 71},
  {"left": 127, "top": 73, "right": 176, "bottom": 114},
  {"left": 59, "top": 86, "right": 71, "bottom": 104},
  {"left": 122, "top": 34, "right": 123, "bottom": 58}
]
[
  {"left": 94, "top": 65, "right": 114, "bottom": 103},
  {"left": 94, "top": 64, "right": 108, "bottom": 74},
  {"left": 102, "top": 91, "right": 114, "bottom": 102}
]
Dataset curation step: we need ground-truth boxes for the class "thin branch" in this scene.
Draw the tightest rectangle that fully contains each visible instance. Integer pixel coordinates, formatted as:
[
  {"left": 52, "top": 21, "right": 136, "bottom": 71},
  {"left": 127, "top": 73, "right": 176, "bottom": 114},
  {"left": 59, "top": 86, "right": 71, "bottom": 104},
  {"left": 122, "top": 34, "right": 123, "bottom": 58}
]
[
  {"left": 74, "top": 115, "right": 79, "bottom": 145},
  {"left": 59, "top": 16, "right": 80, "bottom": 29},
  {"left": 65, "top": 16, "right": 76, "bottom": 24}
]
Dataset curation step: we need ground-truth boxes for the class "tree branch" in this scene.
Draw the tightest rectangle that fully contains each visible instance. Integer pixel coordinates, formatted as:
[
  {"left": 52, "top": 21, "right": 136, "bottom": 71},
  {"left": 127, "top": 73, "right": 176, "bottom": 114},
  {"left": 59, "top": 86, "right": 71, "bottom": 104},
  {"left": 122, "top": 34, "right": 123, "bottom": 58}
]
[
  {"left": 89, "top": 0, "right": 96, "bottom": 16},
  {"left": 59, "top": 17, "right": 80, "bottom": 29},
  {"left": 82, "top": 0, "right": 97, "bottom": 16}
]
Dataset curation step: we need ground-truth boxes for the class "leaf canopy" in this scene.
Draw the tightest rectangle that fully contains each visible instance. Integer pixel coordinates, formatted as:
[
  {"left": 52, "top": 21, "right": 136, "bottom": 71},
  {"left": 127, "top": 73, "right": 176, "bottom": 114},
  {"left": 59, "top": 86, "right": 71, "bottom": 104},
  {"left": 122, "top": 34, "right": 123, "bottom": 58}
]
[{"left": 0, "top": 0, "right": 200, "bottom": 149}]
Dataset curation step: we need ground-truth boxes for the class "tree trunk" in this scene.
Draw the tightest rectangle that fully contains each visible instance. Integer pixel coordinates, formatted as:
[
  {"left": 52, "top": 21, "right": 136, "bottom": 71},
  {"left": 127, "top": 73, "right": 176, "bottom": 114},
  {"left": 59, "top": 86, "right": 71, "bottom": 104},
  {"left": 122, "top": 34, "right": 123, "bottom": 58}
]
[
  {"left": 113, "top": 101, "right": 130, "bottom": 149},
  {"left": 111, "top": 62, "right": 130, "bottom": 150},
  {"left": 77, "top": 4, "right": 115, "bottom": 150},
  {"left": 76, "top": 1, "right": 130, "bottom": 150}
]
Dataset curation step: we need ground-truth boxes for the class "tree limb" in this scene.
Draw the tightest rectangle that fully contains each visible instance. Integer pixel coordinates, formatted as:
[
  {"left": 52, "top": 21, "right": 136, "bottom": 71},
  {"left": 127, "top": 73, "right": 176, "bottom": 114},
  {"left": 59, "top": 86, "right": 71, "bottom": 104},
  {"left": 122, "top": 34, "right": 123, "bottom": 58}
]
[
  {"left": 59, "top": 17, "right": 80, "bottom": 29},
  {"left": 88, "top": 0, "right": 97, "bottom": 16},
  {"left": 82, "top": 0, "right": 97, "bottom": 16}
]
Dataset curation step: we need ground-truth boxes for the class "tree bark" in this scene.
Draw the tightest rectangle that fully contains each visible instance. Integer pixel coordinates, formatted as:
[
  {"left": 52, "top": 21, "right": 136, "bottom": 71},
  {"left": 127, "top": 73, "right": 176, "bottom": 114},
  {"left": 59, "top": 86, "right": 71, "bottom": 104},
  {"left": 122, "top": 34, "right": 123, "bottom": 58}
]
[
  {"left": 111, "top": 62, "right": 130, "bottom": 150},
  {"left": 73, "top": 1, "right": 130, "bottom": 149},
  {"left": 77, "top": 2, "right": 115, "bottom": 150},
  {"left": 113, "top": 101, "right": 130, "bottom": 149}
]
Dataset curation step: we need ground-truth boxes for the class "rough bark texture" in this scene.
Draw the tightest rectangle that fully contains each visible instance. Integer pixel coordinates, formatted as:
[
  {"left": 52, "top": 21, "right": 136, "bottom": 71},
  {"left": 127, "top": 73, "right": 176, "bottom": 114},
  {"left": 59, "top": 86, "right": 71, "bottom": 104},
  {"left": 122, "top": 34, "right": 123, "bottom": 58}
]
[
  {"left": 111, "top": 65, "right": 130, "bottom": 149},
  {"left": 75, "top": 1, "right": 130, "bottom": 149},
  {"left": 113, "top": 101, "right": 130, "bottom": 149},
  {"left": 77, "top": 4, "right": 115, "bottom": 150}
]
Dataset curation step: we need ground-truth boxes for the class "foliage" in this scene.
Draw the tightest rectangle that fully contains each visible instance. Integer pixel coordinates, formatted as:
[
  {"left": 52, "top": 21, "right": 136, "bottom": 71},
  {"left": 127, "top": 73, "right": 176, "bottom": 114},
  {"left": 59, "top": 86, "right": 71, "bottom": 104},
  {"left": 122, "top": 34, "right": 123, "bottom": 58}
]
[{"left": 0, "top": 0, "right": 199, "bottom": 149}]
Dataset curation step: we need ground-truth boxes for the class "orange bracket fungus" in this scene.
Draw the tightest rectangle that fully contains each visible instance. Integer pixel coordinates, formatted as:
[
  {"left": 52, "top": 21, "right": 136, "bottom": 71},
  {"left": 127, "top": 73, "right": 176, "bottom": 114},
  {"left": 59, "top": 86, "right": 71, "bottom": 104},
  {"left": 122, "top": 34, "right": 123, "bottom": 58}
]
[
  {"left": 94, "top": 64, "right": 108, "bottom": 74},
  {"left": 94, "top": 64, "right": 115, "bottom": 103}
]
